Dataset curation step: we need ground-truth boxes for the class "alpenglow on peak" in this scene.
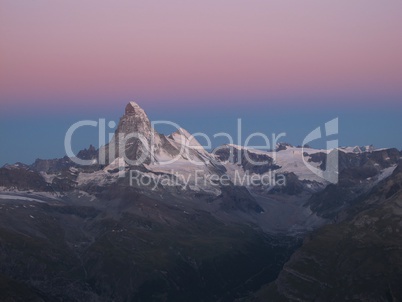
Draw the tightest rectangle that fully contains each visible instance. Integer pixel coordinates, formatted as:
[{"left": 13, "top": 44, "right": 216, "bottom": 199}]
[{"left": 125, "top": 101, "right": 145, "bottom": 116}]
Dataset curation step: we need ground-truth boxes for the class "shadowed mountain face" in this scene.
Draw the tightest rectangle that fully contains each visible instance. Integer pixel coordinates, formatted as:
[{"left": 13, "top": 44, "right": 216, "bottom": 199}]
[
  {"left": 105, "top": 102, "right": 154, "bottom": 165},
  {"left": 1, "top": 102, "right": 401, "bottom": 301},
  {"left": 250, "top": 162, "right": 402, "bottom": 301},
  {"left": 0, "top": 192, "right": 300, "bottom": 301},
  {"left": 306, "top": 148, "right": 402, "bottom": 219}
]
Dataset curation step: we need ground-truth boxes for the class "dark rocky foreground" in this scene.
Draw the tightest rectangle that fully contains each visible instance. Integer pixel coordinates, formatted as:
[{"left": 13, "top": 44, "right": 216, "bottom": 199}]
[{"left": 0, "top": 193, "right": 300, "bottom": 302}]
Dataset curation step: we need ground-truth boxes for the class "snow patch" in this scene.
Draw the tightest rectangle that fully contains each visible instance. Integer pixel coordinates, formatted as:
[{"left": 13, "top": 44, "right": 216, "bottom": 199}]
[{"left": 0, "top": 194, "right": 46, "bottom": 203}]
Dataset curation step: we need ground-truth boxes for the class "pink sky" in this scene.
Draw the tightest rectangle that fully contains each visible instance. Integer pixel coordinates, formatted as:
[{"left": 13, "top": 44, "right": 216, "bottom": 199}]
[{"left": 1, "top": 0, "right": 402, "bottom": 111}]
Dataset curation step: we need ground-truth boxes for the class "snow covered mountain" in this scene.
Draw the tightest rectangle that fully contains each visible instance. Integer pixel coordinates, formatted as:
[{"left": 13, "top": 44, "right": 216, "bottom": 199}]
[
  {"left": 99, "top": 101, "right": 214, "bottom": 166},
  {"left": 0, "top": 103, "right": 399, "bottom": 236},
  {"left": 2, "top": 102, "right": 400, "bottom": 203}
]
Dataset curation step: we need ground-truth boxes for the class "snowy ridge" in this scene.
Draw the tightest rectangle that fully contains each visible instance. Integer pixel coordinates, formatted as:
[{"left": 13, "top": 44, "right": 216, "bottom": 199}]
[
  {"left": 268, "top": 147, "right": 326, "bottom": 182},
  {"left": 219, "top": 145, "right": 327, "bottom": 184},
  {"left": 338, "top": 145, "right": 375, "bottom": 154}
]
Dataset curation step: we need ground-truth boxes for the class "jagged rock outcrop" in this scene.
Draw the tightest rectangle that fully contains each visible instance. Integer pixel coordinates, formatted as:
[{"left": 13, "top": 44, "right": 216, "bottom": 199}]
[{"left": 100, "top": 101, "right": 155, "bottom": 165}]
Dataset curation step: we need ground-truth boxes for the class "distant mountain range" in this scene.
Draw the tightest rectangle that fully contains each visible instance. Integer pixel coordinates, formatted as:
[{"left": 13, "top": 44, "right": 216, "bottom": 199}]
[{"left": 0, "top": 102, "right": 401, "bottom": 301}]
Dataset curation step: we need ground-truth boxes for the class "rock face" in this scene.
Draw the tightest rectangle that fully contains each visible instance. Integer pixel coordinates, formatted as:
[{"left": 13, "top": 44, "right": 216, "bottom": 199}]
[
  {"left": 31, "top": 156, "right": 74, "bottom": 174},
  {"left": 76, "top": 144, "right": 98, "bottom": 161},
  {"left": 119, "top": 102, "right": 153, "bottom": 136},
  {"left": 0, "top": 165, "right": 51, "bottom": 191},
  {"left": 102, "top": 101, "right": 155, "bottom": 165},
  {"left": 306, "top": 148, "right": 402, "bottom": 219}
]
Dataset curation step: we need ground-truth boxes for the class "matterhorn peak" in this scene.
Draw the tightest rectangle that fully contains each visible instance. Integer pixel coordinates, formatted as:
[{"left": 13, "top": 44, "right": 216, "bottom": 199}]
[
  {"left": 118, "top": 101, "right": 152, "bottom": 133},
  {"left": 98, "top": 101, "right": 156, "bottom": 165},
  {"left": 125, "top": 101, "right": 146, "bottom": 116},
  {"left": 129, "top": 100, "right": 139, "bottom": 107}
]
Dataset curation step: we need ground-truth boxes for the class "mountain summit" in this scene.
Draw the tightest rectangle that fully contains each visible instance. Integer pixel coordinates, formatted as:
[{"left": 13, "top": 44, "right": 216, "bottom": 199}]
[
  {"left": 109, "top": 101, "right": 154, "bottom": 164},
  {"left": 100, "top": 102, "right": 217, "bottom": 168},
  {"left": 119, "top": 101, "right": 152, "bottom": 136}
]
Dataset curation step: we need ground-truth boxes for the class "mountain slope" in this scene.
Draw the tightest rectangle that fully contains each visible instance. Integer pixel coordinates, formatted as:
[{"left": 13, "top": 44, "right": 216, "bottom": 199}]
[
  {"left": 0, "top": 192, "right": 300, "bottom": 301},
  {"left": 252, "top": 162, "right": 402, "bottom": 301}
]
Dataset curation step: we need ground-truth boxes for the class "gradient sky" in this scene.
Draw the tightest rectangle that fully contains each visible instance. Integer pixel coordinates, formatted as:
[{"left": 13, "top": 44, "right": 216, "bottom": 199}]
[{"left": 1, "top": 0, "right": 402, "bottom": 165}]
